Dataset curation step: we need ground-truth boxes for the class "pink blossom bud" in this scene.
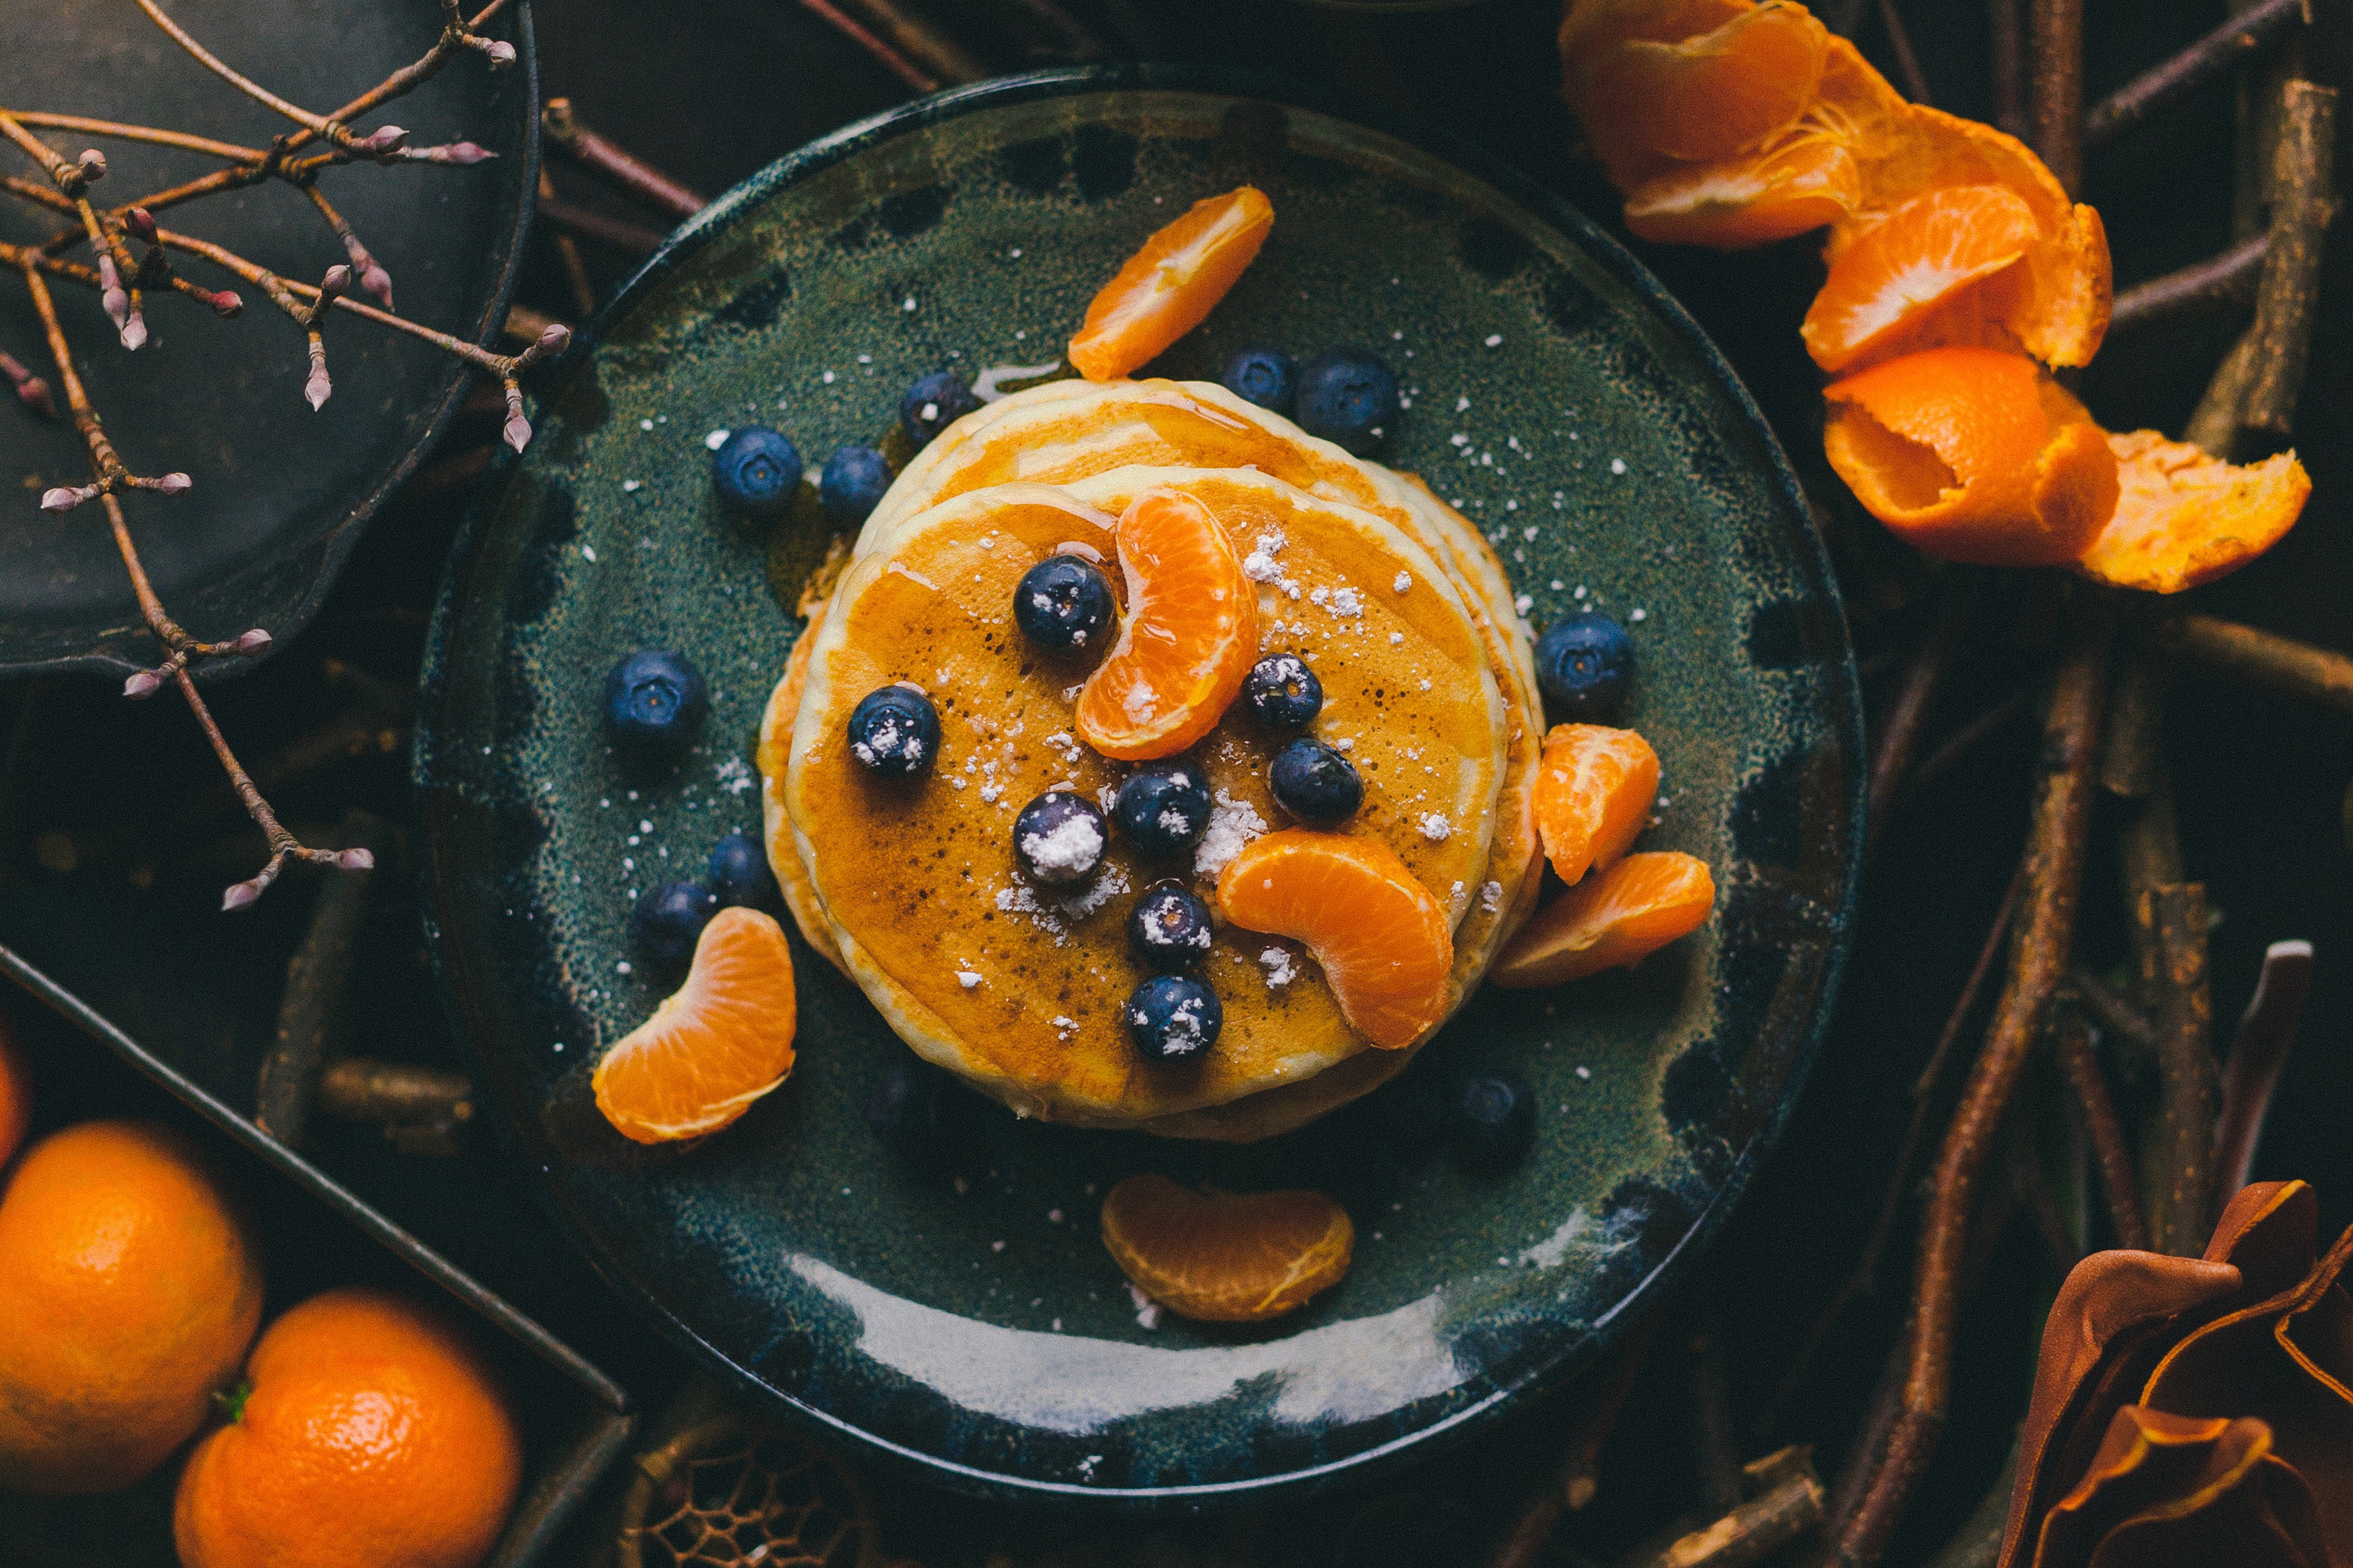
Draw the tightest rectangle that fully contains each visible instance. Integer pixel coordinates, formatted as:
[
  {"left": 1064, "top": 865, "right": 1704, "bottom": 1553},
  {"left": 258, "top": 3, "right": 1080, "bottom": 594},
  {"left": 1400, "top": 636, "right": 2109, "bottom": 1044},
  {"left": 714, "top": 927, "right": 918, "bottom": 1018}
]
[
  {"left": 504, "top": 411, "right": 532, "bottom": 453},
  {"left": 537, "top": 323, "right": 572, "bottom": 355},
  {"left": 76, "top": 148, "right": 105, "bottom": 181},
  {"left": 123, "top": 669, "right": 163, "bottom": 699},
  {"left": 39, "top": 485, "right": 87, "bottom": 513},
  {"left": 334, "top": 847, "right": 376, "bottom": 872},
  {"left": 119, "top": 310, "right": 147, "bottom": 352},
  {"left": 357, "top": 125, "right": 409, "bottom": 155},
  {"left": 318, "top": 264, "right": 351, "bottom": 305},
  {"left": 360, "top": 262, "right": 394, "bottom": 310},
  {"left": 480, "top": 38, "right": 516, "bottom": 66},
  {"left": 210, "top": 289, "right": 243, "bottom": 318},
  {"left": 411, "top": 141, "right": 494, "bottom": 167},
  {"left": 125, "top": 207, "right": 158, "bottom": 244},
  {"left": 97, "top": 254, "right": 129, "bottom": 331},
  {"left": 237, "top": 628, "right": 273, "bottom": 654},
  {"left": 15, "top": 375, "right": 54, "bottom": 418},
  {"left": 154, "top": 472, "right": 193, "bottom": 495},
  {"left": 305, "top": 365, "right": 333, "bottom": 411},
  {"left": 220, "top": 878, "right": 264, "bottom": 912}
]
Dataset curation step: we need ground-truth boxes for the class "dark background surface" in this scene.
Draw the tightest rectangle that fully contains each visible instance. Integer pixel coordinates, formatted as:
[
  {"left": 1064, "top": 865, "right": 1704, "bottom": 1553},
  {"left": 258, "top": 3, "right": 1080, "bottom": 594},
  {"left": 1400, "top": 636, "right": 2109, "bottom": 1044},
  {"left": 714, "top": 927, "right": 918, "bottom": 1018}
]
[{"left": 1, "top": 1, "right": 2346, "bottom": 1563}]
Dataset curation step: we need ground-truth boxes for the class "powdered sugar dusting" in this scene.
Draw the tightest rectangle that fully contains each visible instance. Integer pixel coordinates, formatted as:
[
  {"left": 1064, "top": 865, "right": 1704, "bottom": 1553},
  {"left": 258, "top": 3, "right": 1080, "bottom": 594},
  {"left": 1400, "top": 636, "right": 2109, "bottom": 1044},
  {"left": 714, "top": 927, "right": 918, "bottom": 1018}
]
[{"left": 1194, "top": 790, "right": 1269, "bottom": 877}]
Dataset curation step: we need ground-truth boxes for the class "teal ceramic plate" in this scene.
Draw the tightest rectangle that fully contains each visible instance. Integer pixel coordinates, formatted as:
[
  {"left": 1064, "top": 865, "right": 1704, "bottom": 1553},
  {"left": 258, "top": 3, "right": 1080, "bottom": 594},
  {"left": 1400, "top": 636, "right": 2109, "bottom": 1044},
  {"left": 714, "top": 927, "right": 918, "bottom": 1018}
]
[{"left": 418, "top": 66, "right": 1860, "bottom": 1506}]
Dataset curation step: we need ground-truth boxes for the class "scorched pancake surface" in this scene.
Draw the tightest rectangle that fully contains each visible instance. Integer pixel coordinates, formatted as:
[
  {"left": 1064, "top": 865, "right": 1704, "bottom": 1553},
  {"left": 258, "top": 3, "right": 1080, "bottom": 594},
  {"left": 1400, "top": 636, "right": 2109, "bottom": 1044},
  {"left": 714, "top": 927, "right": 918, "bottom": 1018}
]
[{"left": 784, "top": 470, "right": 1510, "bottom": 1132}]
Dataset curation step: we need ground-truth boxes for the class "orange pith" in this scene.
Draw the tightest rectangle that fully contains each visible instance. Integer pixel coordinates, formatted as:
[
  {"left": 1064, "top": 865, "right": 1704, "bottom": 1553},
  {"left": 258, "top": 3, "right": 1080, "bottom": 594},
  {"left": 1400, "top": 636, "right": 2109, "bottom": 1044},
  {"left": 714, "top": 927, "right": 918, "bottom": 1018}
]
[
  {"left": 1075, "top": 487, "right": 1258, "bottom": 761},
  {"left": 593, "top": 906, "right": 798, "bottom": 1144},
  {"left": 174, "top": 1286, "right": 523, "bottom": 1568},
  {"left": 1492, "top": 851, "right": 1716, "bottom": 988},
  {"left": 1100, "top": 1173, "right": 1354, "bottom": 1322},
  {"left": 1803, "top": 184, "right": 2040, "bottom": 371},
  {"left": 0, "top": 1015, "right": 27, "bottom": 1169},
  {"left": 1215, "top": 829, "right": 1453, "bottom": 1050},
  {"left": 2074, "top": 431, "right": 2312, "bottom": 594},
  {"left": 1822, "top": 346, "right": 2118, "bottom": 567},
  {"left": 0, "top": 1119, "right": 264, "bottom": 1494},
  {"left": 1533, "top": 724, "right": 1660, "bottom": 887},
  {"left": 1068, "top": 186, "right": 1274, "bottom": 382}
]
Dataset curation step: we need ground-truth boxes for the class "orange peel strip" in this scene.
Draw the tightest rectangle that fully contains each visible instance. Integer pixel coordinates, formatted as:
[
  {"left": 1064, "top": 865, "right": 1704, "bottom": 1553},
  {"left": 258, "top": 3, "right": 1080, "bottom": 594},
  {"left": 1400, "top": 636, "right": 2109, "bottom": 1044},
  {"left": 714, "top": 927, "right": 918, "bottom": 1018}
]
[{"left": 2074, "top": 431, "right": 2310, "bottom": 594}]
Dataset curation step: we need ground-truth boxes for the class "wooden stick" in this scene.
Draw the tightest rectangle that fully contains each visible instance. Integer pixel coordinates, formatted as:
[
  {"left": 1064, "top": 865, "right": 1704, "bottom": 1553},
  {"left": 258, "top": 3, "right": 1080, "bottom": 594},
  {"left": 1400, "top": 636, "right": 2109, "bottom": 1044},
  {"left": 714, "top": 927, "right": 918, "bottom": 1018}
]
[
  {"left": 835, "top": 0, "right": 986, "bottom": 84},
  {"left": 1877, "top": 0, "right": 1933, "bottom": 103},
  {"left": 2107, "top": 233, "right": 2268, "bottom": 337},
  {"left": 536, "top": 193, "right": 666, "bottom": 257},
  {"left": 318, "top": 1057, "right": 473, "bottom": 1127},
  {"left": 256, "top": 810, "right": 385, "bottom": 1145},
  {"left": 2243, "top": 80, "right": 2336, "bottom": 435},
  {"left": 2054, "top": 1012, "right": 2150, "bottom": 1250},
  {"left": 539, "top": 169, "right": 596, "bottom": 318},
  {"left": 2141, "top": 885, "right": 2219, "bottom": 1255},
  {"left": 1689, "top": 1296, "right": 1743, "bottom": 1515},
  {"left": 1485, "top": 1312, "right": 1661, "bottom": 1567},
  {"left": 2064, "top": 966, "right": 2157, "bottom": 1059},
  {"left": 796, "top": 0, "right": 938, "bottom": 93},
  {"left": 1990, "top": 0, "right": 2028, "bottom": 139},
  {"left": 1641, "top": 1474, "right": 1825, "bottom": 1568},
  {"left": 2084, "top": 0, "right": 2306, "bottom": 147},
  {"left": 2214, "top": 940, "right": 2315, "bottom": 1197},
  {"left": 2029, "top": 0, "right": 2086, "bottom": 194},
  {"left": 541, "top": 98, "right": 707, "bottom": 220},
  {"left": 1867, "top": 574, "right": 1980, "bottom": 857},
  {"left": 2162, "top": 613, "right": 2353, "bottom": 716}
]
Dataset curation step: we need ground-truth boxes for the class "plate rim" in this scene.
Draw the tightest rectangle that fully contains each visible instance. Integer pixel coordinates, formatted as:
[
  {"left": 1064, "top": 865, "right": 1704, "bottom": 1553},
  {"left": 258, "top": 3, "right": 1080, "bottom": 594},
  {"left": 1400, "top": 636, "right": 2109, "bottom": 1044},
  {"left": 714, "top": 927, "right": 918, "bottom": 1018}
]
[
  {"left": 419, "top": 61, "right": 1866, "bottom": 1508},
  {"left": 0, "top": 0, "right": 541, "bottom": 683}
]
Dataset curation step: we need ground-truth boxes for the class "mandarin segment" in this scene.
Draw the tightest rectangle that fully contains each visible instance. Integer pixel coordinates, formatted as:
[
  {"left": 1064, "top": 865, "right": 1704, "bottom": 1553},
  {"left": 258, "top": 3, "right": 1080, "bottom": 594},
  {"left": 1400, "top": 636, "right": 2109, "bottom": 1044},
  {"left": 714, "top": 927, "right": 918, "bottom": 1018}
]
[
  {"left": 1534, "top": 724, "right": 1660, "bottom": 886},
  {"left": 1625, "top": 132, "right": 1863, "bottom": 248},
  {"left": 1216, "top": 829, "right": 1454, "bottom": 1050},
  {"left": 1068, "top": 186, "right": 1275, "bottom": 382},
  {"left": 593, "top": 907, "right": 799, "bottom": 1144},
  {"left": 0, "top": 1016, "right": 27, "bottom": 1169},
  {"left": 1580, "top": 2, "right": 1829, "bottom": 184},
  {"left": 1803, "top": 184, "right": 2040, "bottom": 371},
  {"left": 1076, "top": 487, "right": 1259, "bottom": 760},
  {"left": 1100, "top": 1173, "right": 1354, "bottom": 1322},
  {"left": 2074, "top": 431, "right": 2312, "bottom": 594},
  {"left": 1492, "top": 851, "right": 1716, "bottom": 988}
]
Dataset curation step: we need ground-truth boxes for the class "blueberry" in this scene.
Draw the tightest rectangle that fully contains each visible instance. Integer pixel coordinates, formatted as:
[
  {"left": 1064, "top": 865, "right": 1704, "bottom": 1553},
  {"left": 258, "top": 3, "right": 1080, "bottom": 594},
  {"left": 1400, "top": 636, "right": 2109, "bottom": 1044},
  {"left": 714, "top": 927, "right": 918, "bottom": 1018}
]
[
  {"left": 707, "top": 829, "right": 778, "bottom": 909},
  {"left": 1242, "top": 653, "right": 1323, "bottom": 729},
  {"left": 1534, "top": 612, "right": 1635, "bottom": 720},
  {"left": 1124, "top": 973, "right": 1222, "bottom": 1062},
  {"left": 900, "top": 371, "right": 980, "bottom": 449},
  {"left": 819, "top": 444, "right": 890, "bottom": 526},
  {"left": 846, "top": 684, "right": 940, "bottom": 777},
  {"left": 1111, "top": 761, "right": 1211, "bottom": 857},
  {"left": 1269, "top": 738, "right": 1362, "bottom": 825},
  {"left": 1221, "top": 346, "right": 1297, "bottom": 414},
  {"left": 711, "top": 426, "right": 802, "bottom": 516},
  {"left": 1295, "top": 348, "right": 1399, "bottom": 455},
  {"left": 1129, "top": 880, "right": 1214, "bottom": 971},
  {"left": 1012, "top": 555, "right": 1115, "bottom": 654},
  {"left": 1013, "top": 790, "right": 1107, "bottom": 888},
  {"left": 1452, "top": 1070, "right": 1536, "bottom": 1171},
  {"left": 630, "top": 880, "right": 717, "bottom": 969},
  {"left": 604, "top": 649, "right": 708, "bottom": 753}
]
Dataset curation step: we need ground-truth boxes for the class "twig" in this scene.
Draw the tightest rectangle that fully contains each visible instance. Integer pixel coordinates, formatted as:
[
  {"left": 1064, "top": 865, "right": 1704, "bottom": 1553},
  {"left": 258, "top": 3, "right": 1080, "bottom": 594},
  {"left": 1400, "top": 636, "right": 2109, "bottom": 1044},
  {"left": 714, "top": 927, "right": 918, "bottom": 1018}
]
[
  {"left": 1877, "top": 0, "right": 1933, "bottom": 105},
  {"left": 2029, "top": 0, "right": 2086, "bottom": 193},
  {"left": 1866, "top": 574, "right": 1980, "bottom": 856},
  {"left": 318, "top": 1057, "right": 473, "bottom": 1155},
  {"left": 1990, "top": 0, "right": 2027, "bottom": 139},
  {"left": 2214, "top": 939, "right": 2313, "bottom": 1199},
  {"left": 542, "top": 98, "right": 707, "bottom": 220},
  {"left": 2184, "top": 329, "right": 2260, "bottom": 456},
  {"left": 1486, "top": 1312, "right": 1661, "bottom": 1567},
  {"left": 1910, "top": 687, "right": 2037, "bottom": 796},
  {"left": 1003, "top": 0, "right": 1107, "bottom": 59},
  {"left": 2063, "top": 967, "right": 2157, "bottom": 1059},
  {"left": 2162, "top": 613, "right": 2353, "bottom": 716},
  {"left": 2106, "top": 233, "right": 2268, "bottom": 336},
  {"left": 1689, "top": 1294, "right": 1743, "bottom": 1515},
  {"left": 2052, "top": 1012, "right": 2149, "bottom": 1250},
  {"left": 836, "top": 0, "right": 986, "bottom": 84},
  {"left": 796, "top": 0, "right": 938, "bottom": 93},
  {"left": 256, "top": 810, "right": 385, "bottom": 1145},
  {"left": 1637, "top": 1474, "right": 1825, "bottom": 1568},
  {"left": 539, "top": 170, "right": 597, "bottom": 318},
  {"left": 2139, "top": 885, "right": 2219, "bottom": 1255},
  {"left": 2084, "top": 0, "right": 2307, "bottom": 147},
  {"left": 1, "top": 347, "right": 54, "bottom": 416},
  {"left": 537, "top": 193, "right": 667, "bottom": 258},
  {"left": 1829, "top": 591, "right": 2112, "bottom": 1567},
  {"left": 2243, "top": 80, "right": 2336, "bottom": 436}
]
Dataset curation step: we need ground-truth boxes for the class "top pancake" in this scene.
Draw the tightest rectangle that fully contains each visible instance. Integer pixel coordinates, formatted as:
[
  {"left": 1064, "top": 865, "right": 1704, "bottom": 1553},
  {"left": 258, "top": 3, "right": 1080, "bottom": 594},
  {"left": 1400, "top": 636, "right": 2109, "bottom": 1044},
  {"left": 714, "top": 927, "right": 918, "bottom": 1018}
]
[{"left": 784, "top": 468, "right": 1508, "bottom": 1134}]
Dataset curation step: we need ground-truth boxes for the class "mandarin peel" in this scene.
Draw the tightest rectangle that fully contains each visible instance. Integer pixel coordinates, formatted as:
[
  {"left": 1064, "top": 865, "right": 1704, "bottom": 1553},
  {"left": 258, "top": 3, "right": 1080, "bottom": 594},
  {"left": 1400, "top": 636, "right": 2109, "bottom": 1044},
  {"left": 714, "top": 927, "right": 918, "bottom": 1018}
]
[{"left": 2074, "top": 431, "right": 2311, "bottom": 594}]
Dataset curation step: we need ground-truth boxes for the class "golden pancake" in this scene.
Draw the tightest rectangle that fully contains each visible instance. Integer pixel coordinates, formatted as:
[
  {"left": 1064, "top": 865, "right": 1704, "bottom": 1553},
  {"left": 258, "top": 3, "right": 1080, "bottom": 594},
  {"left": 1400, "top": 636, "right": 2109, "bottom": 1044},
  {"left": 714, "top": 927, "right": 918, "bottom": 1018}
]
[{"left": 784, "top": 470, "right": 1510, "bottom": 1135}]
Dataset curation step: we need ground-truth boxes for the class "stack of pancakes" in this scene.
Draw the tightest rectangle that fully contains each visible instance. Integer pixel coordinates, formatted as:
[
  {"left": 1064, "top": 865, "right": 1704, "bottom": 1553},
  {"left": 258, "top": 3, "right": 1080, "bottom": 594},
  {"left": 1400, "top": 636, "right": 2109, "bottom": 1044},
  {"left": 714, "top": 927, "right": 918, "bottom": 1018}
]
[{"left": 758, "top": 378, "right": 1541, "bottom": 1141}]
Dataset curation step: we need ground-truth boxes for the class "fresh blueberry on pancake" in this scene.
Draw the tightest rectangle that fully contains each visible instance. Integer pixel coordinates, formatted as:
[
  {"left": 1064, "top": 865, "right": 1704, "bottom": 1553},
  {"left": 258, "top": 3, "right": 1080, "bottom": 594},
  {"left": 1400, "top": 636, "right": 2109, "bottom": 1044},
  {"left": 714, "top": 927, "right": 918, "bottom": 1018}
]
[
  {"left": 1295, "top": 348, "right": 1399, "bottom": 455},
  {"left": 819, "top": 444, "right": 891, "bottom": 525},
  {"left": 1221, "top": 345, "right": 1297, "bottom": 414},
  {"left": 845, "top": 684, "right": 939, "bottom": 776},
  {"left": 1012, "top": 554, "right": 1115, "bottom": 654},
  {"left": 1125, "top": 974, "right": 1222, "bottom": 1062},
  {"left": 1130, "top": 881, "right": 1214, "bottom": 971},
  {"left": 1241, "top": 653, "right": 1323, "bottom": 729},
  {"left": 898, "top": 370, "right": 980, "bottom": 449},
  {"left": 1110, "top": 760, "right": 1211, "bottom": 857},
  {"left": 1269, "top": 737, "right": 1362, "bottom": 825},
  {"left": 1013, "top": 790, "right": 1108, "bottom": 888}
]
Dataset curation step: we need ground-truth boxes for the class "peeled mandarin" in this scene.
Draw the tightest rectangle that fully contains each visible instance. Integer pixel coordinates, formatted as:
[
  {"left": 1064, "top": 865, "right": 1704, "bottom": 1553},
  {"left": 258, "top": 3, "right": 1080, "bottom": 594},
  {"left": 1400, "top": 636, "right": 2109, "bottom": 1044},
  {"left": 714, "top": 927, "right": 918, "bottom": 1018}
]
[
  {"left": 1074, "top": 487, "right": 1258, "bottom": 761},
  {"left": 1068, "top": 186, "right": 1274, "bottom": 382},
  {"left": 1492, "top": 851, "right": 1716, "bottom": 987},
  {"left": 593, "top": 906, "right": 798, "bottom": 1143},
  {"left": 1594, "top": 2, "right": 1829, "bottom": 167},
  {"left": 2074, "top": 431, "right": 2311, "bottom": 594},
  {"left": 1533, "top": 724, "right": 1660, "bottom": 886},
  {"left": 1216, "top": 829, "right": 1453, "bottom": 1050},
  {"left": 1803, "top": 184, "right": 2042, "bottom": 372},
  {"left": 1100, "top": 1174, "right": 1353, "bottom": 1323}
]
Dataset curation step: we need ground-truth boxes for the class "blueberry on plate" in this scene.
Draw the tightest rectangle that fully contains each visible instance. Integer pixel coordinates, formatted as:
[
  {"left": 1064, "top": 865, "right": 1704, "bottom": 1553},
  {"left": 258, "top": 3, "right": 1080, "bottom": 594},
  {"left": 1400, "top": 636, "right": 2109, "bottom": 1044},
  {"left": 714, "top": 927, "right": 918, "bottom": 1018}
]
[
  {"left": 630, "top": 880, "right": 717, "bottom": 969},
  {"left": 1242, "top": 653, "right": 1323, "bottom": 729},
  {"left": 1221, "top": 346, "right": 1297, "bottom": 414},
  {"left": 1295, "top": 348, "right": 1399, "bottom": 455},
  {"left": 707, "top": 829, "right": 778, "bottom": 909},
  {"left": 899, "top": 371, "right": 980, "bottom": 449},
  {"left": 1012, "top": 555, "right": 1115, "bottom": 654},
  {"left": 846, "top": 683, "right": 940, "bottom": 777},
  {"left": 711, "top": 426, "right": 803, "bottom": 516},
  {"left": 1129, "top": 880, "right": 1214, "bottom": 971},
  {"left": 1269, "top": 738, "right": 1362, "bottom": 825},
  {"left": 1453, "top": 1070, "right": 1536, "bottom": 1171},
  {"left": 604, "top": 649, "right": 709, "bottom": 753},
  {"left": 1124, "top": 973, "right": 1222, "bottom": 1062},
  {"left": 1111, "top": 760, "right": 1211, "bottom": 857},
  {"left": 1013, "top": 790, "right": 1107, "bottom": 888},
  {"left": 1534, "top": 612, "right": 1635, "bottom": 720},
  {"left": 819, "top": 444, "right": 890, "bottom": 526}
]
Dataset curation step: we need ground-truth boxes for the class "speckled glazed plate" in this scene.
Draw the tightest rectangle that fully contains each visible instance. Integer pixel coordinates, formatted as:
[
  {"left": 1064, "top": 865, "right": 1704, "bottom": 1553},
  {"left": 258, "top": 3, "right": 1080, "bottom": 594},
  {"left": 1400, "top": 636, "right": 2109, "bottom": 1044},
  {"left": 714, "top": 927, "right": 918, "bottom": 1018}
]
[{"left": 417, "top": 66, "right": 1861, "bottom": 1506}]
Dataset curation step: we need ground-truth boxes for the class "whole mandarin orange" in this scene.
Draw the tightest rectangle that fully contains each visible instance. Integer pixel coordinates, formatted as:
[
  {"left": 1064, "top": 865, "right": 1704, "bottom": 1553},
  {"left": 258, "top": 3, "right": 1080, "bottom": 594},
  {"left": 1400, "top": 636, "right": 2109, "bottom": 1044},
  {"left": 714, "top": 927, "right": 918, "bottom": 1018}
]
[
  {"left": 0, "top": 1119, "right": 264, "bottom": 1493},
  {"left": 0, "top": 1013, "right": 29, "bottom": 1168},
  {"left": 175, "top": 1286, "right": 524, "bottom": 1568}
]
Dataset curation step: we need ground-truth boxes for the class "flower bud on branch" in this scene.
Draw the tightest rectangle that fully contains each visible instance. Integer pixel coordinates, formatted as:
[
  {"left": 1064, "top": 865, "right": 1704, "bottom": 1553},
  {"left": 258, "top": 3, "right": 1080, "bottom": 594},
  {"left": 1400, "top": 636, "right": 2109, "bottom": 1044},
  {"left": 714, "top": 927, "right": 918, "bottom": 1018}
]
[
  {"left": 352, "top": 124, "right": 409, "bottom": 157},
  {"left": 75, "top": 147, "right": 104, "bottom": 184},
  {"left": 500, "top": 375, "right": 529, "bottom": 451},
  {"left": 404, "top": 140, "right": 494, "bottom": 165},
  {"left": 237, "top": 628, "right": 272, "bottom": 655},
  {"left": 0, "top": 350, "right": 53, "bottom": 417},
  {"left": 40, "top": 482, "right": 99, "bottom": 511},
  {"left": 124, "top": 205, "right": 157, "bottom": 243}
]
